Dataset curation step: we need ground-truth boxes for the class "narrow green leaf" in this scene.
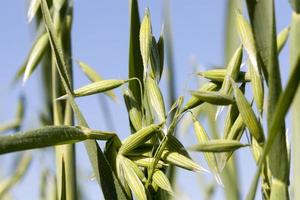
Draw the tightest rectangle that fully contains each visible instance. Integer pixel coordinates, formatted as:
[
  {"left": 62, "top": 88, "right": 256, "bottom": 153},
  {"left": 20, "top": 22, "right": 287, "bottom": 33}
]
[
  {"left": 128, "top": 0, "right": 143, "bottom": 108},
  {"left": 40, "top": 0, "right": 71, "bottom": 90}
]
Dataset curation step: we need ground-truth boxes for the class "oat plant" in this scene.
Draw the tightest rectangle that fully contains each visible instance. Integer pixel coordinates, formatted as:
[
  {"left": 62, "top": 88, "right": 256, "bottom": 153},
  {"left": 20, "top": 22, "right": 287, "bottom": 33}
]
[{"left": 1, "top": 0, "right": 300, "bottom": 200}]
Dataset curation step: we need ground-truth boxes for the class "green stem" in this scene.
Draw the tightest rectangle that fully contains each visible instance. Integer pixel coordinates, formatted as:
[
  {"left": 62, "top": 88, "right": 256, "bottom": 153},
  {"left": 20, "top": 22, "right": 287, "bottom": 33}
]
[
  {"left": 290, "top": 11, "right": 300, "bottom": 200},
  {"left": 246, "top": 0, "right": 289, "bottom": 198},
  {"left": 52, "top": 3, "right": 77, "bottom": 199},
  {"left": 61, "top": 3, "right": 77, "bottom": 198},
  {"left": 221, "top": 1, "right": 242, "bottom": 199},
  {"left": 40, "top": 1, "right": 129, "bottom": 199},
  {"left": 163, "top": 0, "right": 177, "bottom": 190}
]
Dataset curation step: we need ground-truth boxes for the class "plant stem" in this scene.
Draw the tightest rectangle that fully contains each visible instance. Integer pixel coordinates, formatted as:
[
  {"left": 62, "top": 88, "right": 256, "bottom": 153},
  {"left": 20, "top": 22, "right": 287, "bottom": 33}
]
[
  {"left": 291, "top": 11, "right": 300, "bottom": 200},
  {"left": 52, "top": 2, "right": 77, "bottom": 199},
  {"left": 163, "top": 0, "right": 177, "bottom": 190}
]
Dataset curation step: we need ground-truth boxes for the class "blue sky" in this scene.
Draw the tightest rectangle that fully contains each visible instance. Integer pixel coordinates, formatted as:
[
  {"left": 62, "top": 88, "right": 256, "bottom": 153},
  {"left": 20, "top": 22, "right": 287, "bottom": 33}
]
[{"left": 0, "top": 1, "right": 293, "bottom": 199}]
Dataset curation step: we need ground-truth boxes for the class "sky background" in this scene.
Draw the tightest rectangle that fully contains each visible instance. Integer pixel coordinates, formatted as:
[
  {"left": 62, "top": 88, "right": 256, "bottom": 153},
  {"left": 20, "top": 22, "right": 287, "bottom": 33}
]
[{"left": 0, "top": 0, "right": 293, "bottom": 199}]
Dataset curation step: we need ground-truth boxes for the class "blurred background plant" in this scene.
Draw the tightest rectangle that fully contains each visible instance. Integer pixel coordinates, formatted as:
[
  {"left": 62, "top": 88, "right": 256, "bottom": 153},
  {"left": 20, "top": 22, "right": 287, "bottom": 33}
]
[{"left": 0, "top": 0, "right": 299, "bottom": 200}]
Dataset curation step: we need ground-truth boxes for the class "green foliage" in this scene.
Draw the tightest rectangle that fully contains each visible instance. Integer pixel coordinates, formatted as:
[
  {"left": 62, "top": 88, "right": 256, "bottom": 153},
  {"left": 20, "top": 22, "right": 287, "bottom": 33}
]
[{"left": 0, "top": 1, "right": 299, "bottom": 200}]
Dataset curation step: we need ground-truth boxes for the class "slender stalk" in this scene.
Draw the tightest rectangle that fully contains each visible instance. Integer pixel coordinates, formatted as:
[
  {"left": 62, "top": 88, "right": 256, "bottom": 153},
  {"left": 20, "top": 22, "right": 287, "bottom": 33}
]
[
  {"left": 163, "top": 0, "right": 177, "bottom": 190},
  {"left": 246, "top": 0, "right": 289, "bottom": 198},
  {"left": 40, "top": 1, "right": 128, "bottom": 199},
  {"left": 61, "top": 2, "right": 77, "bottom": 199},
  {"left": 52, "top": 2, "right": 77, "bottom": 199},
  {"left": 221, "top": 1, "right": 241, "bottom": 200},
  {"left": 262, "top": 2, "right": 289, "bottom": 198},
  {"left": 290, "top": 12, "right": 300, "bottom": 200},
  {"left": 60, "top": 82, "right": 77, "bottom": 200},
  {"left": 53, "top": 51, "right": 66, "bottom": 200},
  {"left": 224, "top": 0, "right": 242, "bottom": 65}
]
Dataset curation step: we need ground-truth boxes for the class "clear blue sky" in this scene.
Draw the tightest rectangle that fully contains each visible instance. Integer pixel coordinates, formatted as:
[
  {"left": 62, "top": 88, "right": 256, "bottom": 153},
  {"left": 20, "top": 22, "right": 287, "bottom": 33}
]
[{"left": 0, "top": 1, "right": 292, "bottom": 199}]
